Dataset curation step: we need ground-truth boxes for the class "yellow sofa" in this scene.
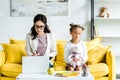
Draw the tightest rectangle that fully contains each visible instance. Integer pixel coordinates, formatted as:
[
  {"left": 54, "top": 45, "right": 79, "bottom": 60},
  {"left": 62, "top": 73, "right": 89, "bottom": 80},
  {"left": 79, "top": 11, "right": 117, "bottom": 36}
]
[{"left": 0, "top": 38, "right": 116, "bottom": 80}]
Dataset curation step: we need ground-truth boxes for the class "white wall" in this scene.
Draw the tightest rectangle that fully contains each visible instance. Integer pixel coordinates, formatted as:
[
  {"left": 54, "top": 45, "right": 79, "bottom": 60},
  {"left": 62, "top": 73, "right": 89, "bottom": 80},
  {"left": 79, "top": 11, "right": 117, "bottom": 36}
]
[
  {"left": 94, "top": 1, "right": 120, "bottom": 52},
  {"left": 0, "top": 0, "right": 91, "bottom": 49}
]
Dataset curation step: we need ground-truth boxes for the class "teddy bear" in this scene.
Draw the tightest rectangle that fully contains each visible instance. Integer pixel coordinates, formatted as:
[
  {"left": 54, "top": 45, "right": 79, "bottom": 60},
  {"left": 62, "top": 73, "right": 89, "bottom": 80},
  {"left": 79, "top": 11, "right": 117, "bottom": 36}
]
[
  {"left": 99, "top": 7, "right": 110, "bottom": 18},
  {"left": 68, "top": 46, "right": 83, "bottom": 69}
]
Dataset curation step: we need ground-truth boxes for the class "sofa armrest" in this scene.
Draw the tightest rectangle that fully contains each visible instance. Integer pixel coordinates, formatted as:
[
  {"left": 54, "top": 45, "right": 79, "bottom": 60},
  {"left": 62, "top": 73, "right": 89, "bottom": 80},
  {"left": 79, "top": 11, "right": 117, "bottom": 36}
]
[
  {"left": 106, "top": 51, "right": 116, "bottom": 80},
  {"left": 0, "top": 74, "right": 1, "bottom": 80},
  {"left": 0, "top": 50, "right": 6, "bottom": 67}
]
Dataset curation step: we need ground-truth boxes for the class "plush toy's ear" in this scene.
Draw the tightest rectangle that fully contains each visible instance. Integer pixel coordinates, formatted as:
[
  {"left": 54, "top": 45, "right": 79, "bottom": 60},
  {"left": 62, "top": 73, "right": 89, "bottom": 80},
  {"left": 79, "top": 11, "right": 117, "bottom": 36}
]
[
  {"left": 101, "top": 7, "right": 104, "bottom": 12},
  {"left": 101, "top": 7, "right": 107, "bottom": 12}
]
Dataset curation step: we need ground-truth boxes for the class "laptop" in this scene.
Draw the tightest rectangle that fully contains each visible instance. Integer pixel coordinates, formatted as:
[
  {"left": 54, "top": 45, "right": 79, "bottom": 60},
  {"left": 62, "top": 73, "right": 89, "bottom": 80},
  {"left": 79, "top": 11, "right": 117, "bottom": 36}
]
[{"left": 22, "top": 56, "right": 49, "bottom": 74}]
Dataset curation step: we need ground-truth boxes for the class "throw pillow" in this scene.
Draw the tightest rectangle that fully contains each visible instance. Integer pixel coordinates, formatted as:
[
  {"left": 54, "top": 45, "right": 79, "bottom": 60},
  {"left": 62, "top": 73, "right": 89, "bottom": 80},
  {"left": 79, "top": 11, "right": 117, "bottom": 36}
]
[
  {"left": 55, "top": 40, "right": 66, "bottom": 67},
  {"left": 1, "top": 43, "right": 26, "bottom": 64},
  {"left": 85, "top": 37, "right": 102, "bottom": 52},
  {"left": 56, "top": 40, "right": 66, "bottom": 55},
  {"left": 0, "top": 50, "right": 6, "bottom": 66},
  {"left": 87, "top": 45, "right": 112, "bottom": 64},
  {"left": 10, "top": 38, "right": 26, "bottom": 44}
]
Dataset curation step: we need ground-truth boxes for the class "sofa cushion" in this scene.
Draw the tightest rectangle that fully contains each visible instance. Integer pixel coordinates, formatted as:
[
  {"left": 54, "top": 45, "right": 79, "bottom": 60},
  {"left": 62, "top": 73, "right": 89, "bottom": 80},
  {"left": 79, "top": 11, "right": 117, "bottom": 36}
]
[
  {"left": 87, "top": 46, "right": 111, "bottom": 64},
  {"left": 88, "top": 63, "right": 109, "bottom": 78},
  {"left": 56, "top": 40, "right": 66, "bottom": 55},
  {"left": 54, "top": 65, "right": 66, "bottom": 71},
  {"left": 1, "top": 77, "right": 16, "bottom": 80},
  {"left": 1, "top": 43, "right": 26, "bottom": 63},
  {"left": 55, "top": 40, "right": 66, "bottom": 68},
  {"left": 0, "top": 50, "right": 6, "bottom": 66},
  {"left": 9, "top": 38, "right": 26, "bottom": 44},
  {"left": 1, "top": 63, "right": 22, "bottom": 77},
  {"left": 95, "top": 77, "right": 108, "bottom": 80},
  {"left": 85, "top": 37, "right": 102, "bottom": 52}
]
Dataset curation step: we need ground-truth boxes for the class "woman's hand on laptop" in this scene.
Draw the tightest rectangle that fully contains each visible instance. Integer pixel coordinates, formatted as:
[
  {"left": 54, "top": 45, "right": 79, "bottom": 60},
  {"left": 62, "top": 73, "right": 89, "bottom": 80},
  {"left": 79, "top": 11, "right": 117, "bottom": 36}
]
[
  {"left": 36, "top": 50, "right": 41, "bottom": 56},
  {"left": 32, "top": 52, "right": 38, "bottom": 56},
  {"left": 32, "top": 51, "right": 41, "bottom": 56}
]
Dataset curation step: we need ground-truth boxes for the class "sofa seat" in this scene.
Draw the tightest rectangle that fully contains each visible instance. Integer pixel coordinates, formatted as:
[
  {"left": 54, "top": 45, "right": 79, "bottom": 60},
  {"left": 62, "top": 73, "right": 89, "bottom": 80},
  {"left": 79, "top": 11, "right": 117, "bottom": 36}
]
[
  {"left": 54, "top": 56, "right": 66, "bottom": 71},
  {"left": 1, "top": 63, "right": 22, "bottom": 77},
  {"left": 1, "top": 77, "right": 16, "bottom": 80},
  {"left": 54, "top": 65, "right": 66, "bottom": 71},
  {"left": 88, "top": 63, "right": 109, "bottom": 78},
  {"left": 95, "top": 77, "right": 108, "bottom": 80}
]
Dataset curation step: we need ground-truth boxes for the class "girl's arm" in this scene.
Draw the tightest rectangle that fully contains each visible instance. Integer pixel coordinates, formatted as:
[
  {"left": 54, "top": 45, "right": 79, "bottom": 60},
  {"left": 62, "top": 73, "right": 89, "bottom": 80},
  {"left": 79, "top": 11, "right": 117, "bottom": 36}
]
[
  {"left": 64, "top": 43, "right": 72, "bottom": 64},
  {"left": 82, "top": 42, "right": 88, "bottom": 63}
]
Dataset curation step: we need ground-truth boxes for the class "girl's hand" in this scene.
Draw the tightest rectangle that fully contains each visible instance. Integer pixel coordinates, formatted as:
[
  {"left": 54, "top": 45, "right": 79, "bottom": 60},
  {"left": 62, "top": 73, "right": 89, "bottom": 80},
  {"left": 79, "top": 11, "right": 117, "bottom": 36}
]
[{"left": 73, "top": 58, "right": 79, "bottom": 62}]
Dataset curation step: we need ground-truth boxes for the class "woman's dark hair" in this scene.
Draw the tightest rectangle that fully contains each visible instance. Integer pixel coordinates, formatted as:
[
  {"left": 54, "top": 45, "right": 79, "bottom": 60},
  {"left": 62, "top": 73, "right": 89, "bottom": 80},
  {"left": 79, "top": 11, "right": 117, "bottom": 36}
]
[
  {"left": 69, "top": 23, "right": 84, "bottom": 32},
  {"left": 31, "top": 14, "right": 51, "bottom": 40}
]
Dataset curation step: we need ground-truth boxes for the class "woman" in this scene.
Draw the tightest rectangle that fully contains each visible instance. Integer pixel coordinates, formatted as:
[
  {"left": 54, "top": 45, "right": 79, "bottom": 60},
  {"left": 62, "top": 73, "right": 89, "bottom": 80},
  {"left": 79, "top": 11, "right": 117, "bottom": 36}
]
[{"left": 25, "top": 14, "right": 56, "bottom": 57}]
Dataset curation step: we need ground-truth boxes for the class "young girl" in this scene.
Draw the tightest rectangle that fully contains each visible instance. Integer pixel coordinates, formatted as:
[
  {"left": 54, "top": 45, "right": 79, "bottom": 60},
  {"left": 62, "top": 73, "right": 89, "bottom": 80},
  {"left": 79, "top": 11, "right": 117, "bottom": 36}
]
[{"left": 64, "top": 23, "right": 88, "bottom": 71}]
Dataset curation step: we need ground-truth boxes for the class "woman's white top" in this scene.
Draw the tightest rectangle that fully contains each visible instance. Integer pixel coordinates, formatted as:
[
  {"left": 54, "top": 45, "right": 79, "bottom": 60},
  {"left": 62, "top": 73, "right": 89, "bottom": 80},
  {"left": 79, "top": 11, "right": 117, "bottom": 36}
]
[
  {"left": 64, "top": 40, "right": 88, "bottom": 64},
  {"left": 25, "top": 33, "right": 57, "bottom": 57}
]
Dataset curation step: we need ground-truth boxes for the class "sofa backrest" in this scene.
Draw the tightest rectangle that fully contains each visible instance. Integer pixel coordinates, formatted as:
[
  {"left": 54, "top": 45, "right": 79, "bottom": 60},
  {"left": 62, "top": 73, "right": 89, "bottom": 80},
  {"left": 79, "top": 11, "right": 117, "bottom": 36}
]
[{"left": 0, "top": 37, "right": 111, "bottom": 66}]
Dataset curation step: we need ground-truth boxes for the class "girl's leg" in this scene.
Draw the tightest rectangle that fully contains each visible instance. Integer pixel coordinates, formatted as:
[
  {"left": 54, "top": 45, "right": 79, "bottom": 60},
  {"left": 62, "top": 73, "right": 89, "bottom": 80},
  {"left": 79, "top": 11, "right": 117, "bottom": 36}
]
[
  {"left": 76, "top": 61, "right": 82, "bottom": 71},
  {"left": 83, "top": 63, "right": 87, "bottom": 68},
  {"left": 76, "top": 66, "right": 82, "bottom": 71},
  {"left": 82, "top": 63, "right": 89, "bottom": 76},
  {"left": 68, "top": 66, "right": 74, "bottom": 71}
]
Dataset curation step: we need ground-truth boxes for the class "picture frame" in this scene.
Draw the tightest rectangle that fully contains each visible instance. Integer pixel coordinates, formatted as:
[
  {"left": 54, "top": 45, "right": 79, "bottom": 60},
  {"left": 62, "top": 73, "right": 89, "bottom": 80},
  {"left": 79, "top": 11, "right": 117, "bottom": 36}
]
[{"left": 10, "top": 0, "right": 68, "bottom": 16}]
